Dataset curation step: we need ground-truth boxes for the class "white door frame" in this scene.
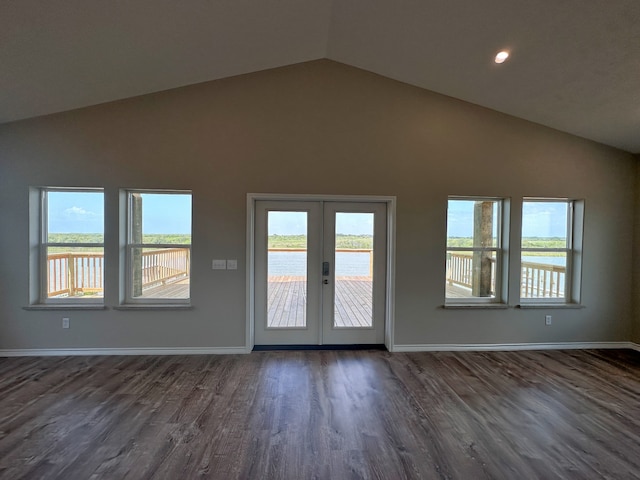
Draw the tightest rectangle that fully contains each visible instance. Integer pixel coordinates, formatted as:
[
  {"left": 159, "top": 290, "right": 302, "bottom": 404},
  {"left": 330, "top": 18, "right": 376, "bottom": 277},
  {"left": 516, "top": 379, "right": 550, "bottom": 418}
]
[{"left": 246, "top": 193, "right": 396, "bottom": 352}]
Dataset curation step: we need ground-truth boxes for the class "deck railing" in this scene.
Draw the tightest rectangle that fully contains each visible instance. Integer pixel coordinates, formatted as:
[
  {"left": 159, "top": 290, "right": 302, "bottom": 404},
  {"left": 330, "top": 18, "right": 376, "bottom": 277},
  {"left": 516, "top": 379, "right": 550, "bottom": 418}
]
[
  {"left": 520, "top": 260, "right": 565, "bottom": 298},
  {"left": 47, "top": 252, "right": 104, "bottom": 297},
  {"left": 268, "top": 248, "right": 374, "bottom": 276},
  {"left": 139, "top": 248, "right": 190, "bottom": 288},
  {"left": 47, "top": 248, "right": 190, "bottom": 297},
  {"left": 48, "top": 249, "right": 563, "bottom": 298},
  {"left": 446, "top": 252, "right": 566, "bottom": 298}
]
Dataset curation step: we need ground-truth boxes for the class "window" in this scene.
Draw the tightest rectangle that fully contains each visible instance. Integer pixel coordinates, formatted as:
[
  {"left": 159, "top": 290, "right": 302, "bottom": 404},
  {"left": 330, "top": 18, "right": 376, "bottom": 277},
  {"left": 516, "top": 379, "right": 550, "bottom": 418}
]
[
  {"left": 33, "top": 188, "right": 104, "bottom": 304},
  {"left": 445, "top": 197, "right": 508, "bottom": 304},
  {"left": 520, "top": 199, "right": 583, "bottom": 304},
  {"left": 124, "top": 190, "right": 192, "bottom": 304}
]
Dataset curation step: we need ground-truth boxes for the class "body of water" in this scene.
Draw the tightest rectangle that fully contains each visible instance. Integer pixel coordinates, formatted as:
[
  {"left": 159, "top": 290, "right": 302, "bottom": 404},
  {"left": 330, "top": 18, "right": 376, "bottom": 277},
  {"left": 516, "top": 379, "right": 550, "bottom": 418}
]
[
  {"left": 269, "top": 252, "right": 566, "bottom": 278},
  {"left": 522, "top": 256, "right": 565, "bottom": 267},
  {"left": 269, "top": 251, "right": 371, "bottom": 276}
]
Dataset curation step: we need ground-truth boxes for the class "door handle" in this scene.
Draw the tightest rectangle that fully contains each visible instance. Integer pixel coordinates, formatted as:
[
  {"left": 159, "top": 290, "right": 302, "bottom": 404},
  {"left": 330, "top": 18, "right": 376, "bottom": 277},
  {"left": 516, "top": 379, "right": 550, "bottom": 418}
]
[{"left": 322, "top": 261, "right": 330, "bottom": 276}]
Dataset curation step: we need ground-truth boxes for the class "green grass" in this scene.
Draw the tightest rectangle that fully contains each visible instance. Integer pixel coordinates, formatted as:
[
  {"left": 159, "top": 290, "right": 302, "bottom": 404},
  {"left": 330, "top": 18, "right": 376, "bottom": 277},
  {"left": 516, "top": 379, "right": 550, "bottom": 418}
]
[
  {"left": 48, "top": 233, "right": 191, "bottom": 244},
  {"left": 46, "top": 233, "right": 191, "bottom": 253},
  {"left": 447, "top": 237, "right": 567, "bottom": 256},
  {"left": 268, "top": 234, "right": 373, "bottom": 249}
]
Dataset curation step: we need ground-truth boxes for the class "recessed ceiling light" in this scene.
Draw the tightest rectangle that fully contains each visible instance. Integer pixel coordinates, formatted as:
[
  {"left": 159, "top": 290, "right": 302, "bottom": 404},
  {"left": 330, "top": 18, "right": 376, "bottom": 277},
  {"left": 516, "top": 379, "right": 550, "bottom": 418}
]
[{"left": 495, "top": 51, "right": 509, "bottom": 64}]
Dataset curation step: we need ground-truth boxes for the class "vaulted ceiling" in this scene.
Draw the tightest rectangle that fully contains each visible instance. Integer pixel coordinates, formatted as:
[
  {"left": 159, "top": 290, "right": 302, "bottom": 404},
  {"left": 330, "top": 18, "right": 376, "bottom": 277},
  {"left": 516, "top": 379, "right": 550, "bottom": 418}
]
[{"left": 2, "top": 0, "right": 639, "bottom": 152}]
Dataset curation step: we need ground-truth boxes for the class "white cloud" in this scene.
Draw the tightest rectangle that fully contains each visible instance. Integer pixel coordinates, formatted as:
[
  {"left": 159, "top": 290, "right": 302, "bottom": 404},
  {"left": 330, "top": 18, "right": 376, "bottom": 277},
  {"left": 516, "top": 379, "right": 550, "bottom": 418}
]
[{"left": 64, "top": 206, "right": 98, "bottom": 219}]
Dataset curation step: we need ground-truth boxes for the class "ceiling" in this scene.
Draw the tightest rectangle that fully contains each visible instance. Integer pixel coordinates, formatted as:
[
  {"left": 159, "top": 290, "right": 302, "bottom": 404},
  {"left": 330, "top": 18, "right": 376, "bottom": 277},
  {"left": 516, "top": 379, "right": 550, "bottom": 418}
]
[{"left": 1, "top": 0, "right": 639, "bottom": 153}]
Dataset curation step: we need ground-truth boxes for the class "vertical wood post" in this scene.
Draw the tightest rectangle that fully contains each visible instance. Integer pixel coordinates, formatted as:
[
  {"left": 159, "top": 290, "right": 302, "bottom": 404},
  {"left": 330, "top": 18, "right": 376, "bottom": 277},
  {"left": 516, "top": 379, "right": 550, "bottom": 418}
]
[
  {"left": 68, "top": 253, "right": 76, "bottom": 296},
  {"left": 472, "top": 202, "right": 493, "bottom": 297}
]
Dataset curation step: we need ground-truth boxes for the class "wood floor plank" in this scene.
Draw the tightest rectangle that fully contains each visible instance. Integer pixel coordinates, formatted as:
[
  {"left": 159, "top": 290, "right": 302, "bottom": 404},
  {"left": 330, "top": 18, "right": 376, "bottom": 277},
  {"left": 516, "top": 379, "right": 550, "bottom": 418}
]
[{"left": 0, "top": 349, "right": 639, "bottom": 479}]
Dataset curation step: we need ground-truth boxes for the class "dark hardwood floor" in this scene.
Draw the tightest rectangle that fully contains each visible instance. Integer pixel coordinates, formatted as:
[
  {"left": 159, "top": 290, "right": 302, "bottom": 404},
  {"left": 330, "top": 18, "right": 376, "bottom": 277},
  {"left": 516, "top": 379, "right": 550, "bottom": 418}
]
[{"left": 0, "top": 349, "right": 639, "bottom": 479}]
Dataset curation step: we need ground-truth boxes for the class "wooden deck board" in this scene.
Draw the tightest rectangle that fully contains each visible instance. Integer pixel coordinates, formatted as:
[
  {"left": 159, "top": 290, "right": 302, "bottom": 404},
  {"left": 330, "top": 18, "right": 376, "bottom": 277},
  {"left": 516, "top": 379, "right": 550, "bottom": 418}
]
[
  {"left": 139, "top": 278, "right": 190, "bottom": 299},
  {"left": 266, "top": 277, "right": 470, "bottom": 327},
  {"left": 267, "top": 276, "right": 374, "bottom": 328}
]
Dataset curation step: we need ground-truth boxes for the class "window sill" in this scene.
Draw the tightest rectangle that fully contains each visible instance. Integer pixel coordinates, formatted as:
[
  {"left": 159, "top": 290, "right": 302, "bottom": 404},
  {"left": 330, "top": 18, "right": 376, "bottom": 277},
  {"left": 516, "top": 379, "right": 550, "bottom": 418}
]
[
  {"left": 114, "top": 304, "right": 193, "bottom": 311},
  {"left": 517, "top": 304, "right": 584, "bottom": 309},
  {"left": 23, "top": 304, "right": 107, "bottom": 311},
  {"left": 443, "top": 304, "right": 510, "bottom": 309}
]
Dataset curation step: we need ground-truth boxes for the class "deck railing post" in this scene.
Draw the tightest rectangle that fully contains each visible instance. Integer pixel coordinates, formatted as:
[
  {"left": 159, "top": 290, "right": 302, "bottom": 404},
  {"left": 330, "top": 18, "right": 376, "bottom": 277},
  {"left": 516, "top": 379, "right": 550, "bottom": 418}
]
[{"left": 68, "top": 253, "right": 76, "bottom": 296}]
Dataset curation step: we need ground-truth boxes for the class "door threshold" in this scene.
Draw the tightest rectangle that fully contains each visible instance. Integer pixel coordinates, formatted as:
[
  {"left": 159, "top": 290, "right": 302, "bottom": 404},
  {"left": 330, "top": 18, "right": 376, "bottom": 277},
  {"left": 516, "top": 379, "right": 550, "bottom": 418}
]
[{"left": 253, "top": 344, "right": 387, "bottom": 352}]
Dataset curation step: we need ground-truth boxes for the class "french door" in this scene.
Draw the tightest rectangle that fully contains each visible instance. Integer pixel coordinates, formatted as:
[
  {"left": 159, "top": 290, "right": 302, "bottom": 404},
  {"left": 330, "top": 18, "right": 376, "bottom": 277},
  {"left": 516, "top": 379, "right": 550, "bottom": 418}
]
[{"left": 254, "top": 200, "right": 387, "bottom": 345}]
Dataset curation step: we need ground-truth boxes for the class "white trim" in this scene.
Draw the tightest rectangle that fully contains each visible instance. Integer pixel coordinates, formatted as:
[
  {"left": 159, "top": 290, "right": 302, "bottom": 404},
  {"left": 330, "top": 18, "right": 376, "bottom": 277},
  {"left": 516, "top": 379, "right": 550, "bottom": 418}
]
[
  {"left": 246, "top": 194, "right": 256, "bottom": 351},
  {"left": 246, "top": 193, "right": 397, "bottom": 351},
  {"left": 384, "top": 199, "right": 396, "bottom": 352},
  {"left": 2, "top": 343, "right": 635, "bottom": 357},
  {"left": 393, "top": 342, "right": 635, "bottom": 352},
  {"left": 0, "top": 346, "right": 248, "bottom": 357}
]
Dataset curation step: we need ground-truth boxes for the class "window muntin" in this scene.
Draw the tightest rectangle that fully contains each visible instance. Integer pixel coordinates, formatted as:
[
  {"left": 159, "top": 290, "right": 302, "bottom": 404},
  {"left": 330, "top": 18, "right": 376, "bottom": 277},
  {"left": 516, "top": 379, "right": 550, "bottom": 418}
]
[
  {"left": 125, "top": 191, "right": 192, "bottom": 304},
  {"left": 41, "top": 188, "right": 104, "bottom": 303},
  {"left": 520, "top": 199, "right": 573, "bottom": 302},
  {"left": 446, "top": 198, "right": 505, "bottom": 303}
]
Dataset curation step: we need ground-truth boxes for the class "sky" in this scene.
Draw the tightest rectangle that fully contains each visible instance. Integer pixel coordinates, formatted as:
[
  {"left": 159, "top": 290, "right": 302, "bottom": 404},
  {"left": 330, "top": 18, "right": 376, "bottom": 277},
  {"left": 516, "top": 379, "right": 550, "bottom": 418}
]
[
  {"left": 48, "top": 193, "right": 565, "bottom": 238},
  {"left": 48, "top": 191, "right": 191, "bottom": 234},
  {"left": 268, "top": 211, "right": 374, "bottom": 236},
  {"left": 447, "top": 200, "right": 568, "bottom": 238}
]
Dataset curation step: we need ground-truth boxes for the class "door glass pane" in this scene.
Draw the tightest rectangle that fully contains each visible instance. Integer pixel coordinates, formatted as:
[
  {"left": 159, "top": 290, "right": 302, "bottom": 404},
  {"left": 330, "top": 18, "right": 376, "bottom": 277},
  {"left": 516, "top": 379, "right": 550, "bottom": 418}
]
[
  {"left": 267, "top": 211, "right": 307, "bottom": 328},
  {"left": 334, "top": 212, "right": 374, "bottom": 327}
]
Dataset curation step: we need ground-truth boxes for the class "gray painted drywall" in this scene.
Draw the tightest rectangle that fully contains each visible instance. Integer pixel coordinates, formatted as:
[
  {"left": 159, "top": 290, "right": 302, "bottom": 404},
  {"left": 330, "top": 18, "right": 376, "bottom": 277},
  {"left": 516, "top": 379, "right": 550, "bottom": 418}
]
[
  {"left": 0, "top": 60, "right": 636, "bottom": 350},
  {"left": 633, "top": 158, "right": 640, "bottom": 345}
]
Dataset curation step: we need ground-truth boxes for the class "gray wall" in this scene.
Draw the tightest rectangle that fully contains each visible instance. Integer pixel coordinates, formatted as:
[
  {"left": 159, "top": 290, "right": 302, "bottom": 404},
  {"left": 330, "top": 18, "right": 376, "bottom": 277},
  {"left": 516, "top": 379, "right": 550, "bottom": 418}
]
[{"left": 0, "top": 60, "right": 636, "bottom": 350}]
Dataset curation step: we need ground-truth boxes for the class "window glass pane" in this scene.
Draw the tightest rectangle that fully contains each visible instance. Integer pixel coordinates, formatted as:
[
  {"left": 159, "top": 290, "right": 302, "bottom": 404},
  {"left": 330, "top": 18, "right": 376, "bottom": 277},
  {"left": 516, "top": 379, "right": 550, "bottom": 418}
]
[
  {"left": 521, "top": 201, "right": 569, "bottom": 300},
  {"left": 46, "top": 246, "right": 104, "bottom": 298},
  {"left": 128, "top": 192, "right": 192, "bottom": 302},
  {"left": 521, "top": 201, "right": 568, "bottom": 248},
  {"left": 447, "top": 200, "right": 498, "bottom": 248},
  {"left": 446, "top": 250, "right": 497, "bottom": 299},
  {"left": 47, "top": 191, "right": 104, "bottom": 243},
  {"left": 130, "top": 247, "right": 190, "bottom": 299},
  {"left": 131, "top": 193, "right": 192, "bottom": 244},
  {"left": 267, "top": 211, "right": 307, "bottom": 328},
  {"left": 521, "top": 253, "right": 566, "bottom": 299},
  {"left": 334, "top": 212, "right": 373, "bottom": 328}
]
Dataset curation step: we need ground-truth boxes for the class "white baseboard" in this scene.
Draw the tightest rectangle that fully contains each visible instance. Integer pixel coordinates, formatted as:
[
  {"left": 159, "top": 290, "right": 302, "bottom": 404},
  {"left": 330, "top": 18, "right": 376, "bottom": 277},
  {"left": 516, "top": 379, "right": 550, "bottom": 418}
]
[
  {"left": 393, "top": 341, "right": 634, "bottom": 353},
  {"left": 0, "top": 346, "right": 250, "bottom": 357},
  {"left": 1, "top": 343, "right": 637, "bottom": 357}
]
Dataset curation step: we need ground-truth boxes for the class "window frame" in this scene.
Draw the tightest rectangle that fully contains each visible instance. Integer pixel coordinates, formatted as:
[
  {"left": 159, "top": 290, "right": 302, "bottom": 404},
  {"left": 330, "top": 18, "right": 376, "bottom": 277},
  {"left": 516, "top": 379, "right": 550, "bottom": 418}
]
[
  {"left": 122, "top": 189, "right": 192, "bottom": 306},
  {"left": 34, "top": 187, "right": 105, "bottom": 305},
  {"left": 445, "top": 196, "right": 510, "bottom": 305},
  {"left": 519, "top": 198, "right": 583, "bottom": 305}
]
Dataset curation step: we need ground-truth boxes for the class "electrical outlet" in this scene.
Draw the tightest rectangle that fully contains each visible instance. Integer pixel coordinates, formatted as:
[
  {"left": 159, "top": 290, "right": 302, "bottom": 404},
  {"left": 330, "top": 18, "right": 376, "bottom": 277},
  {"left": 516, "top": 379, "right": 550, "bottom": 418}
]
[
  {"left": 545, "top": 315, "right": 552, "bottom": 326},
  {"left": 62, "top": 317, "right": 70, "bottom": 329}
]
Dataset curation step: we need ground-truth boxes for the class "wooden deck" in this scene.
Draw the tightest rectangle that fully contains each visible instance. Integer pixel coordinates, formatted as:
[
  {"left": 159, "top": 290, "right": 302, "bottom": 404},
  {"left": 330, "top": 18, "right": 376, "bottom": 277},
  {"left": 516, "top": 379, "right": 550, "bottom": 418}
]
[
  {"left": 446, "top": 283, "right": 475, "bottom": 298},
  {"left": 267, "top": 278, "right": 489, "bottom": 328},
  {"left": 139, "top": 279, "right": 189, "bottom": 299},
  {"left": 268, "top": 276, "right": 373, "bottom": 328}
]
